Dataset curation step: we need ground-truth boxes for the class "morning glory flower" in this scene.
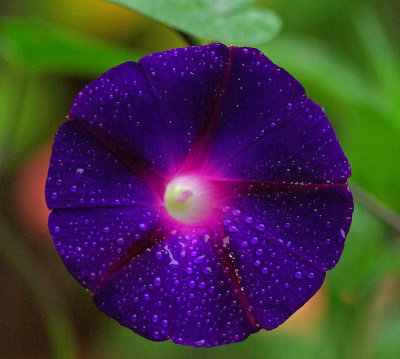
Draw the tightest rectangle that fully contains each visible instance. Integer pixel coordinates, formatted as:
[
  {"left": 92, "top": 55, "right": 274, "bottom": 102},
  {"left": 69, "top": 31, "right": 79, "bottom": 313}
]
[{"left": 46, "top": 43, "right": 353, "bottom": 347}]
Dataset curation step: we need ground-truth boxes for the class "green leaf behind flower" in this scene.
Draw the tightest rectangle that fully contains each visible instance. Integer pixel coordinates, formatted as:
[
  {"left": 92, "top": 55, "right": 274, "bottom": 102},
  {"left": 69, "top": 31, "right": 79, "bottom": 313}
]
[{"left": 102, "top": 0, "right": 281, "bottom": 45}]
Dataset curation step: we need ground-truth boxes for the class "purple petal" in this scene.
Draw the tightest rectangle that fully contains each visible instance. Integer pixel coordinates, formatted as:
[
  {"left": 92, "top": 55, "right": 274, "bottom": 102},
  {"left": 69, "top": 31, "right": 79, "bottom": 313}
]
[
  {"left": 70, "top": 61, "right": 173, "bottom": 174},
  {"left": 223, "top": 221, "right": 326, "bottom": 330},
  {"left": 139, "top": 43, "right": 230, "bottom": 168},
  {"left": 218, "top": 182, "right": 353, "bottom": 329},
  {"left": 223, "top": 183, "right": 353, "bottom": 271},
  {"left": 49, "top": 206, "right": 162, "bottom": 291},
  {"left": 214, "top": 99, "right": 351, "bottom": 183},
  {"left": 94, "top": 230, "right": 256, "bottom": 346},
  {"left": 209, "top": 46, "right": 305, "bottom": 168},
  {"left": 45, "top": 121, "right": 157, "bottom": 209},
  {"left": 181, "top": 46, "right": 303, "bottom": 173},
  {"left": 71, "top": 43, "right": 230, "bottom": 174}
]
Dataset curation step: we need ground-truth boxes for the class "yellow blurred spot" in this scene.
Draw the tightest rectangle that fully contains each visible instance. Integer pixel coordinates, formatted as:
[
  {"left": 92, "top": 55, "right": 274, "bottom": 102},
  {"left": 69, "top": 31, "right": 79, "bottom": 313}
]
[
  {"left": 277, "top": 285, "right": 327, "bottom": 334},
  {"left": 44, "top": 0, "right": 149, "bottom": 38}
]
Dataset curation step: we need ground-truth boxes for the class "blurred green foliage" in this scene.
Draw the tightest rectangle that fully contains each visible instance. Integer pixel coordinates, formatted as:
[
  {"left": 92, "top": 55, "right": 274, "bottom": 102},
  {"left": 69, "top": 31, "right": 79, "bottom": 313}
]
[
  {"left": 0, "top": 0, "right": 399, "bottom": 358},
  {"left": 0, "top": 17, "right": 142, "bottom": 76}
]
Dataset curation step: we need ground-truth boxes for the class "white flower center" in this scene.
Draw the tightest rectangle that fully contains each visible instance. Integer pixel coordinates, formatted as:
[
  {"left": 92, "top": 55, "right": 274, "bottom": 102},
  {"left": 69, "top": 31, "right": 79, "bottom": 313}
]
[{"left": 164, "top": 176, "right": 210, "bottom": 224}]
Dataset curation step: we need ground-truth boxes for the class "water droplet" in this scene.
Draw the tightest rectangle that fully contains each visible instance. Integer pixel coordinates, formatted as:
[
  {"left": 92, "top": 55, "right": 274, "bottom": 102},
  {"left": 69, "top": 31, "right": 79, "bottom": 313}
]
[
  {"left": 232, "top": 209, "right": 241, "bottom": 216},
  {"left": 294, "top": 271, "right": 303, "bottom": 279},
  {"left": 256, "top": 224, "right": 265, "bottom": 231},
  {"left": 138, "top": 223, "right": 147, "bottom": 231},
  {"left": 222, "top": 206, "right": 230, "bottom": 214},
  {"left": 194, "top": 255, "right": 205, "bottom": 264},
  {"left": 194, "top": 339, "right": 205, "bottom": 347},
  {"left": 153, "top": 277, "right": 162, "bottom": 287},
  {"left": 251, "top": 237, "right": 259, "bottom": 245},
  {"left": 161, "top": 319, "right": 168, "bottom": 328},
  {"left": 229, "top": 225, "right": 238, "bottom": 233},
  {"left": 202, "top": 266, "right": 212, "bottom": 275},
  {"left": 75, "top": 168, "right": 84, "bottom": 177}
]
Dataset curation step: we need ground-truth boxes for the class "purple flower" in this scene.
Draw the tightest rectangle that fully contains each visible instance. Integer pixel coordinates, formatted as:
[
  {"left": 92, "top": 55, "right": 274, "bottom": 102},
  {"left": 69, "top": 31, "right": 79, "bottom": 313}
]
[{"left": 46, "top": 43, "right": 353, "bottom": 347}]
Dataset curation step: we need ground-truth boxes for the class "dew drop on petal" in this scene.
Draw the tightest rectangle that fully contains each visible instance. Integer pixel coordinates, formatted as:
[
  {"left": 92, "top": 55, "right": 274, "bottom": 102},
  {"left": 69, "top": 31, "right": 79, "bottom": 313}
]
[
  {"left": 153, "top": 277, "right": 162, "bottom": 287},
  {"left": 295, "top": 271, "right": 303, "bottom": 279},
  {"left": 138, "top": 223, "right": 148, "bottom": 231}
]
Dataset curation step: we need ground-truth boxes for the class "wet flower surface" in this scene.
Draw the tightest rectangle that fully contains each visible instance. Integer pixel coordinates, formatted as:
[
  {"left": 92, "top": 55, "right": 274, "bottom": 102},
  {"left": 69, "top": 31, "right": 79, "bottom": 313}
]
[{"left": 46, "top": 43, "right": 353, "bottom": 347}]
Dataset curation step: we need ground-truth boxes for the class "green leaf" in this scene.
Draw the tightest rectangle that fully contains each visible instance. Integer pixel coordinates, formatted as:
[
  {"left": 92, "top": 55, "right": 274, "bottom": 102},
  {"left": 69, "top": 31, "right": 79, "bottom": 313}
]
[
  {"left": 354, "top": 7, "right": 400, "bottom": 106},
  {"left": 201, "top": 0, "right": 257, "bottom": 13},
  {"left": 0, "top": 17, "right": 142, "bottom": 77},
  {"left": 103, "top": 0, "right": 282, "bottom": 45}
]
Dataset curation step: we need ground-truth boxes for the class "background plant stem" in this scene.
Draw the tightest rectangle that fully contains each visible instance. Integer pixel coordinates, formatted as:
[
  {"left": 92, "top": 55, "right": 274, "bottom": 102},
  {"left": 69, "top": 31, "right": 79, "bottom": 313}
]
[{"left": 351, "top": 181, "right": 400, "bottom": 233}]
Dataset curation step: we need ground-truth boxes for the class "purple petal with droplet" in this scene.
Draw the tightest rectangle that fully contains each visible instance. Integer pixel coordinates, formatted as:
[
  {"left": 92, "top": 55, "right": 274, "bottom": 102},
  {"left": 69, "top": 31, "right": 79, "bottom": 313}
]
[
  {"left": 214, "top": 98, "right": 351, "bottom": 182},
  {"left": 94, "top": 230, "right": 255, "bottom": 346},
  {"left": 209, "top": 46, "right": 307, "bottom": 174},
  {"left": 71, "top": 43, "right": 230, "bottom": 174},
  {"left": 139, "top": 43, "right": 230, "bottom": 168},
  {"left": 224, "top": 226, "right": 326, "bottom": 330},
  {"left": 49, "top": 206, "right": 162, "bottom": 291},
  {"left": 221, "top": 182, "right": 353, "bottom": 271},
  {"left": 46, "top": 121, "right": 156, "bottom": 209}
]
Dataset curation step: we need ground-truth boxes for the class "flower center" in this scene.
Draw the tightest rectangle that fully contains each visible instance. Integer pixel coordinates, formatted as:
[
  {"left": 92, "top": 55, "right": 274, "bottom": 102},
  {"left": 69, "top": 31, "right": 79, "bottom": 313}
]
[{"left": 164, "top": 176, "right": 210, "bottom": 225}]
